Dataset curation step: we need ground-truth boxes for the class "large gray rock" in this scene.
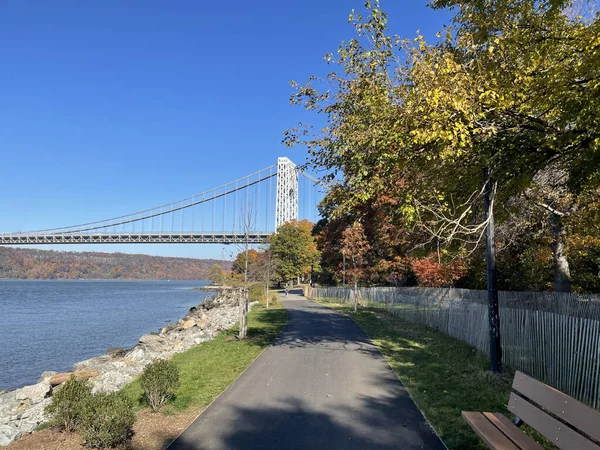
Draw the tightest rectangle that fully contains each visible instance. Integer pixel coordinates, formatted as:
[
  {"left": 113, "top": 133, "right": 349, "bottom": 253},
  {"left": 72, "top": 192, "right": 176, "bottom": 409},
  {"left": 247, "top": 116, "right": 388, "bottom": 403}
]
[
  {"left": 106, "top": 347, "right": 127, "bottom": 357},
  {"left": 138, "top": 334, "right": 164, "bottom": 346},
  {"left": 37, "top": 371, "right": 57, "bottom": 384},
  {"left": 181, "top": 319, "right": 196, "bottom": 330},
  {"left": 0, "top": 424, "right": 20, "bottom": 446},
  {"left": 15, "top": 382, "right": 50, "bottom": 404}
]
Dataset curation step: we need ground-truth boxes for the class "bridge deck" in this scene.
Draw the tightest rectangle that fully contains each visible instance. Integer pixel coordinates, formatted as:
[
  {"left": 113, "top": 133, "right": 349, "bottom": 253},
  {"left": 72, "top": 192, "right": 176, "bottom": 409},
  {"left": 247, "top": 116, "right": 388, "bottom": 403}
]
[{"left": 0, "top": 233, "right": 270, "bottom": 245}]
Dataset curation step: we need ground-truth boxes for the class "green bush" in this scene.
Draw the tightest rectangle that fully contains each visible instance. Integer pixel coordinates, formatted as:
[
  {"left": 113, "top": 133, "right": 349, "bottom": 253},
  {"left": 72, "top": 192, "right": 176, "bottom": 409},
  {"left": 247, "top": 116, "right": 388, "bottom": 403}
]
[
  {"left": 44, "top": 376, "right": 92, "bottom": 432},
  {"left": 79, "top": 391, "right": 135, "bottom": 448},
  {"left": 248, "top": 283, "right": 265, "bottom": 303},
  {"left": 139, "top": 359, "right": 180, "bottom": 411}
]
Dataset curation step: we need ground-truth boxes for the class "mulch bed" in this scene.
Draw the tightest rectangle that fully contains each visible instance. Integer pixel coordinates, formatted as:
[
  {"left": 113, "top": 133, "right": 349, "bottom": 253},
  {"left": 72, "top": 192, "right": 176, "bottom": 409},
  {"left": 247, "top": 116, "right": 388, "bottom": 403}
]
[{"left": 5, "top": 408, "right": 200, "bottom": 450}]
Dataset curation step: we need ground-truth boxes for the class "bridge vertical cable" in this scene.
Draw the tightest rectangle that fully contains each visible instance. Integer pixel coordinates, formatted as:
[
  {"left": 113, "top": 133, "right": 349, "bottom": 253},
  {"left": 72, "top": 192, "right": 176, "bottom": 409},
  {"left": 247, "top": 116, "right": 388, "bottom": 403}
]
[{"left": 0, "top": 161, "right": 326, "bottom": 245}]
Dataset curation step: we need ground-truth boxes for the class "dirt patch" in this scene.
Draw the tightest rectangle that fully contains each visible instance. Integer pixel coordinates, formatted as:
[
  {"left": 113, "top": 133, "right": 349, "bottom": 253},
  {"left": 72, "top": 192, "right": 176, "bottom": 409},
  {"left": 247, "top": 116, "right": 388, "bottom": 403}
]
[
  {"left": 130, "top": 408, "right": 199, "bottom": 450},
  {"left": 4, "top": 408, "right": 200, "bottom": 450},
  {"left": 5, "top": 429, "right": 82, "bottom": 450}
]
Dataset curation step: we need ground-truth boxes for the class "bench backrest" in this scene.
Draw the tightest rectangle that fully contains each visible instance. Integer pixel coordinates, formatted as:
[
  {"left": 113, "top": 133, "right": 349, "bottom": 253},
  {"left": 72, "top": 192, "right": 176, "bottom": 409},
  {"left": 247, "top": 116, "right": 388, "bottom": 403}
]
[{"left": 509, "top": 371, "right": 600, "bottom": 450}]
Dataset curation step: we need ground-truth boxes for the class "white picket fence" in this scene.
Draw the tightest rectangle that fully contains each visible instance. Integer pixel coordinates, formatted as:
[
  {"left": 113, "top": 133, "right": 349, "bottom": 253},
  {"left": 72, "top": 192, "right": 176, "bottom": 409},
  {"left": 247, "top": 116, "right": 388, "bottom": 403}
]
[{"left": 307, "top": 285, "right": 600, "bottom": 409}]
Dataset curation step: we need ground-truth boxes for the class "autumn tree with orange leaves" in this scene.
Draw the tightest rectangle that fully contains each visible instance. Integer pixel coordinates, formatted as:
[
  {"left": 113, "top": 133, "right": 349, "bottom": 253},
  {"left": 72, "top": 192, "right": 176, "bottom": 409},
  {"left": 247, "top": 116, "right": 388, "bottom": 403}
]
[{"left": 340, "top": 222, "right": 371, "bottom": 312}]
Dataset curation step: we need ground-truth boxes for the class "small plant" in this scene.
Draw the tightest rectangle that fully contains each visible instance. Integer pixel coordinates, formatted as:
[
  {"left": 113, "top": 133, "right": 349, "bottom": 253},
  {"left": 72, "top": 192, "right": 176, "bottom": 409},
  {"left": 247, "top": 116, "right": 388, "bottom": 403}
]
[
  {"left": 44, "top": 376, "right": 92, "bottom": 432},
  {"left": 139, "top": 359, "right": 180, "bottom": 411},
  {"left": 248, "top": 283, "right": 265, "bottom": 303},
  {"left": 79, "top": 391, "right": 135, "bottom": 448}
]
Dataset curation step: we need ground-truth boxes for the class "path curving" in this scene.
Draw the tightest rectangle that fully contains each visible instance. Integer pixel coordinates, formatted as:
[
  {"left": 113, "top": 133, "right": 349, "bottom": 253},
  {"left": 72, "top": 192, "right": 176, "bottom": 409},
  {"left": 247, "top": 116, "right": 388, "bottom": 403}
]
[{"left": 168, "top": 290, "right": 445, "bottom": 450}]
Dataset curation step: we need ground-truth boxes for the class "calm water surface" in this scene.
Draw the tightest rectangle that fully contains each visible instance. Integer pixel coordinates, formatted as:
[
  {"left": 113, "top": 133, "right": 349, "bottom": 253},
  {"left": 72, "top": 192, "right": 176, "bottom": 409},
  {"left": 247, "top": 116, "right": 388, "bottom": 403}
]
[{"left": 0, "top": 280, "right": 210, "bottom": 390}]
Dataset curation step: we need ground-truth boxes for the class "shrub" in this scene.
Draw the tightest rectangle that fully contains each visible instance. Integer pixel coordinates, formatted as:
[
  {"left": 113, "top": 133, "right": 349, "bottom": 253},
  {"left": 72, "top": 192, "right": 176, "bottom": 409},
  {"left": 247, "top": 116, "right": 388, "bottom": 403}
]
[
  {"left": 44, "top": 376, "right": 92, "bottom": 432},
  {"left": 248, "top": 283, "right": 265, "bottom": 303},
  {"left": 411, "top": 254, "right": 467, "bottom": 287},
  {"left": 79, "top": 391, "right": 135, "bottom": 448},
  {"left": 139, "top": 359, "right": 180, "bottom": 411}
]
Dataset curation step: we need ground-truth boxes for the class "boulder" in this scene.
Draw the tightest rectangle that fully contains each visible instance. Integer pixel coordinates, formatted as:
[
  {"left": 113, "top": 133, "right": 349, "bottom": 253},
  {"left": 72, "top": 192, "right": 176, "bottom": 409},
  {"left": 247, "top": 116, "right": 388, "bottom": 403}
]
[
  {"left": 15, "top": 381, "right": 51, "bottom": 404},
  {"left": 73, "top": 355, "right": 112, "bottom": 373},
  {"left": 48, "top": 370, "right": 99, "bottom": 386},
  {"left": 138, "top": 334, "right": 163, "bottom": 345},
  {"left": 106, "top": 347, "right": 127, "bottom": 357},
  {"left": 181, "top": 319, "right": 196, "bottom": 329},
  {"left": 17, "top": 420, "right": 37, "bottom": 434},
  {"left": 75, "top": 370, "right": 100, "bottom": 380},
  {"left": 0, "top": 424, "right": 20, "bottom": 446},
  {"left": 196, "top": 317, "right": 211, "bottom": 330},
  {"left": 37, "top": 371, "right": 57, "bottom": 384}
]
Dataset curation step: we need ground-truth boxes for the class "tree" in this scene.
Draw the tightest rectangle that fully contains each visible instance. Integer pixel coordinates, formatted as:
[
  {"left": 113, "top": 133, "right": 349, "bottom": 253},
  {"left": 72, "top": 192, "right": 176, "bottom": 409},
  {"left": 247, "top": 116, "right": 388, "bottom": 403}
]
[
  {"left": 232, "top": 249, "right": 259, "bottom": 278},
  {"left": 286, "top": 0, "right": 600, "bottom": 293},
  {"left": 411, "top": 254, "right": 467, "bottom": 288},
  {"left": 208, "top": 264, "right": 226, "bottom": 285},
  {"left": 252, "top": 249, "right": 278, "bottom": 308},
  {"left": 340, "top": 222, "right": 371, "bottom": 312},
  {"left": 236, "top": 202, "right": 257, "bottom": 339},
  {"left": 269, "top": 219, "right": 320, "bottom": 286}
]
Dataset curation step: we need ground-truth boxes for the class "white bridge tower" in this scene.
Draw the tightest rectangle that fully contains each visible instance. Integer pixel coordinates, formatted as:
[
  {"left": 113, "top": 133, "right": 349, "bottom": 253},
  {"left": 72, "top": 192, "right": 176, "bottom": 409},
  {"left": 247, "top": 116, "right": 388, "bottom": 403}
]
[{"left": 275, "top": 157, "right": 299, "bottom": 229}]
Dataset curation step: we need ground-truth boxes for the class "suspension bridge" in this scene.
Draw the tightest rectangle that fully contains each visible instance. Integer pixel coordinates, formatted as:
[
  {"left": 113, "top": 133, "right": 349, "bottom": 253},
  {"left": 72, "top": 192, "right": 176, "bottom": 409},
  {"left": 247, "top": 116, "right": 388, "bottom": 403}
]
[{"left": 0, "top": 157, "right": 324, "bottom": 246}]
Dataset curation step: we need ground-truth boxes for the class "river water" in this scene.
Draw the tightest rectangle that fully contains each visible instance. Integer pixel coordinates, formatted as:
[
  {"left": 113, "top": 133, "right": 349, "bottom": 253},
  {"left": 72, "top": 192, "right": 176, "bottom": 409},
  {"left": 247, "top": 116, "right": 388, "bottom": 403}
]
[{"left": 0, "top": 279, "right": 211, "bottom": 391}]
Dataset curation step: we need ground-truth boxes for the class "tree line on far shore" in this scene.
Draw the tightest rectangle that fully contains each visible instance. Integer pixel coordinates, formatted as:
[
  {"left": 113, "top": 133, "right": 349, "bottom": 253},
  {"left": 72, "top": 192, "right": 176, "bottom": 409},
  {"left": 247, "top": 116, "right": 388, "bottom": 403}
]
[{"left": 0, "top": 247, "right": 230, "bottom": 280}]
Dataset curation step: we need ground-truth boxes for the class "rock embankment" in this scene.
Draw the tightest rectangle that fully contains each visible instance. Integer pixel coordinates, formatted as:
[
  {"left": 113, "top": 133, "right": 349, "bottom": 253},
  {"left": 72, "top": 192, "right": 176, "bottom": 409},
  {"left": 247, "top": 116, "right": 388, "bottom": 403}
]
[{"left": 0, "top": 287, "right": 252, "bottom": 446}]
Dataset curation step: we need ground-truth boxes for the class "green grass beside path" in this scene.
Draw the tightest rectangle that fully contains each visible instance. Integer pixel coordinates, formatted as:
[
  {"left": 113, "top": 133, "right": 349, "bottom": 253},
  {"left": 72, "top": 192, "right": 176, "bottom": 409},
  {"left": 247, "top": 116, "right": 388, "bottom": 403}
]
[
  {"left": 312, "top": 301, "right": 554, "bottom": 450},
  {"left": 123, "top": 303, "right": 288, "bottom": 412}
]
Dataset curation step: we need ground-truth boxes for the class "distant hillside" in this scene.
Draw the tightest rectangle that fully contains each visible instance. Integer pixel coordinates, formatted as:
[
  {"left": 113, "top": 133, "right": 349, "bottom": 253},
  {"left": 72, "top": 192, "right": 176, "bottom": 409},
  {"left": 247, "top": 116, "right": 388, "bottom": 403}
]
[{"left": 0, "top": 247, "right": 231, "bottom": 280}]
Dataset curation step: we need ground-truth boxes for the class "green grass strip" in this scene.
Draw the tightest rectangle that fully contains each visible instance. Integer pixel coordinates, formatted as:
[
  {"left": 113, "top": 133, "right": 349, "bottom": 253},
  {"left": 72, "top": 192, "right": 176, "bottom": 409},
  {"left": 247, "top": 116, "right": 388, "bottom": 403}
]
[
  {"left": 123, "top": 303, "right": 288, "bottom": 412},
  {"left": 313, "top": 301, "right": 554, "bottom": 450}
]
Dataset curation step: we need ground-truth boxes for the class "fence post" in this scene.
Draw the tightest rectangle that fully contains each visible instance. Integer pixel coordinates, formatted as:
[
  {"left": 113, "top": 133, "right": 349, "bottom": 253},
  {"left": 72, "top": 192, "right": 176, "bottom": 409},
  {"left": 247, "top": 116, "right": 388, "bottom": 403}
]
[{"left": 484, "top": 167, "right": 502, "bottom": 373}]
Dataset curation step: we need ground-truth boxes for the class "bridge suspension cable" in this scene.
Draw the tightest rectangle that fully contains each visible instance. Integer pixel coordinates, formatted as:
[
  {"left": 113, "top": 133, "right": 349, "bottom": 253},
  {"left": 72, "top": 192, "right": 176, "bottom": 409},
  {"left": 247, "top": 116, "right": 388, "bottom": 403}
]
[{"left": 0, "top": 158, "right": 327, "bottom": 245}]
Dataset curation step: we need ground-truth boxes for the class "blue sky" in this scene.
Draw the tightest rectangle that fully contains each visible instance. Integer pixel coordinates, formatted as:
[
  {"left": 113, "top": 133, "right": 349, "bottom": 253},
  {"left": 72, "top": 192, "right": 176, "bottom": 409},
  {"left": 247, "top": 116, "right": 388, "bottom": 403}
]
[{"left": 0, "top": 0, "right": 452, "bottom": 260}]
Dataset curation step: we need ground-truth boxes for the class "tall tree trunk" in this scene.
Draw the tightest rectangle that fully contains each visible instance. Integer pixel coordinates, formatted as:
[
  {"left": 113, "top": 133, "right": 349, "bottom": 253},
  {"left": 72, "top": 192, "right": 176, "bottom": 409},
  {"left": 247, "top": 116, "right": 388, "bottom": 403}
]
[
  {"left": 550, "top": 213, "right": 571, "bottom": 292},
  {"left": 484, "top": 168, "right": 502, "bottom": 373},
  {"left": 239, "top": 288, "right": 248, "bottom": 339},
  {"left": 353, "top": 279, "right": 358, "bottom": 313}
]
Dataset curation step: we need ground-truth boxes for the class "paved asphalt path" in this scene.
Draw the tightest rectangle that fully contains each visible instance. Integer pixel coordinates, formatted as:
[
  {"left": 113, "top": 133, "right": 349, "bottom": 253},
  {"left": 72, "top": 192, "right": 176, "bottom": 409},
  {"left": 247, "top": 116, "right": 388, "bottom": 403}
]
[{"left": 168, "top": 290, "right": 445, "bottom": 450}]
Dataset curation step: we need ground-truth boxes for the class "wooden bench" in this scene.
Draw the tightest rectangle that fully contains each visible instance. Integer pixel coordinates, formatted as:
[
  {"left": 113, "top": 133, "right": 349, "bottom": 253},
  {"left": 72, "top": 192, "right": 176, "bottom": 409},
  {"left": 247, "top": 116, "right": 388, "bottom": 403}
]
[{"left": 462, "top": 370, "right": 600, "bottom": 450}]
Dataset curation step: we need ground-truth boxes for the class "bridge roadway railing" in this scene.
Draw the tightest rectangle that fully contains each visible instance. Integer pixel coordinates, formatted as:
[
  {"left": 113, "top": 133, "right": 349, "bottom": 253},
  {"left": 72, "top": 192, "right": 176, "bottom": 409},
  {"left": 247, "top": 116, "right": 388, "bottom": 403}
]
[{"left": 0, "top": 232, "right": 271, "bottom": 245}]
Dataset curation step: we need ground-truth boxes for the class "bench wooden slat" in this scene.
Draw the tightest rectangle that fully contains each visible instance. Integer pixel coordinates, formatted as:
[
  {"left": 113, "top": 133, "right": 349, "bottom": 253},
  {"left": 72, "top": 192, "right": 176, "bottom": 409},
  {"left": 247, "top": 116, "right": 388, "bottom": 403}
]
[
  {"left": 462, "top": 411, "right": 520, "bottom": 450},
  {"left": 512, "top": 371, "right": 600, "bottom": 444},
  {"left": 509, "top": 393, "right": 600, "bottom": 450},
  {"left": 483, "top": 413, "right": 544, "bottom": 450}
]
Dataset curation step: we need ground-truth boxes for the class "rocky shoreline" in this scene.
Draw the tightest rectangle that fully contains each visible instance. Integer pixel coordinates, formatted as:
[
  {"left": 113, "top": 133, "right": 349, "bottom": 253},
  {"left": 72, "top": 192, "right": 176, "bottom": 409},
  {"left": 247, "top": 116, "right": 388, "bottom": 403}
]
[{"left": 0, "top": 287, "right": 252, "bottom": 446}]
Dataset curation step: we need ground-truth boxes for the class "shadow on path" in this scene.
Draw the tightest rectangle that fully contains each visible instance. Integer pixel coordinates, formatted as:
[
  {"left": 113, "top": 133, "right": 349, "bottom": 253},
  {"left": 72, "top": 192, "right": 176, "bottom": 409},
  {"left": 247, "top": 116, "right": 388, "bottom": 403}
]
[{"left": 167, "top": 291, "right": 444, "bottom": 450}]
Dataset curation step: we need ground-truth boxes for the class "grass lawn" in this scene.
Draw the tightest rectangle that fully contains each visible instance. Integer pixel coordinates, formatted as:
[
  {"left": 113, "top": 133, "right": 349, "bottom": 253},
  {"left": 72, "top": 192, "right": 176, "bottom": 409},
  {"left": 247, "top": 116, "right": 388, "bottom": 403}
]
[
  {"left": 123, "top": 303, "right": 288, "bottom": 412},
  {"left": 312, "top": 300, "right": 554, "bottom": 450}
]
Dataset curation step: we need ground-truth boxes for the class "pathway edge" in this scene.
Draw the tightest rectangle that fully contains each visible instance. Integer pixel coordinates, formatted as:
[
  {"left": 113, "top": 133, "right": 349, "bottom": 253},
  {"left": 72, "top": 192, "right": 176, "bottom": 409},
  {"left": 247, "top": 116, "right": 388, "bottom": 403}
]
[
  {"left": 164, "top": 301, "right": 290, "bottom": 450},
  {"left": 308, "top": 298, "right": 449, "bottom": 450}
]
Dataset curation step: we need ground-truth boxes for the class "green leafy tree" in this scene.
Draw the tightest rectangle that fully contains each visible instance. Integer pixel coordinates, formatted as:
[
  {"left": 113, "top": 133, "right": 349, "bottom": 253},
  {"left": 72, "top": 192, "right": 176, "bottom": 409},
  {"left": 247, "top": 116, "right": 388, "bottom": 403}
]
[
  {"left": 208, "top": 264, "right": 226, "bottom": 285},
  {"left": 232, "top": 249, "right": 259, "bottom": 276},
  {"left": 269, "top": 220, "right": 320, "bottom": 285},
  {"left": 287, "top": 0, "right": 600, "bottom": 292}
]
